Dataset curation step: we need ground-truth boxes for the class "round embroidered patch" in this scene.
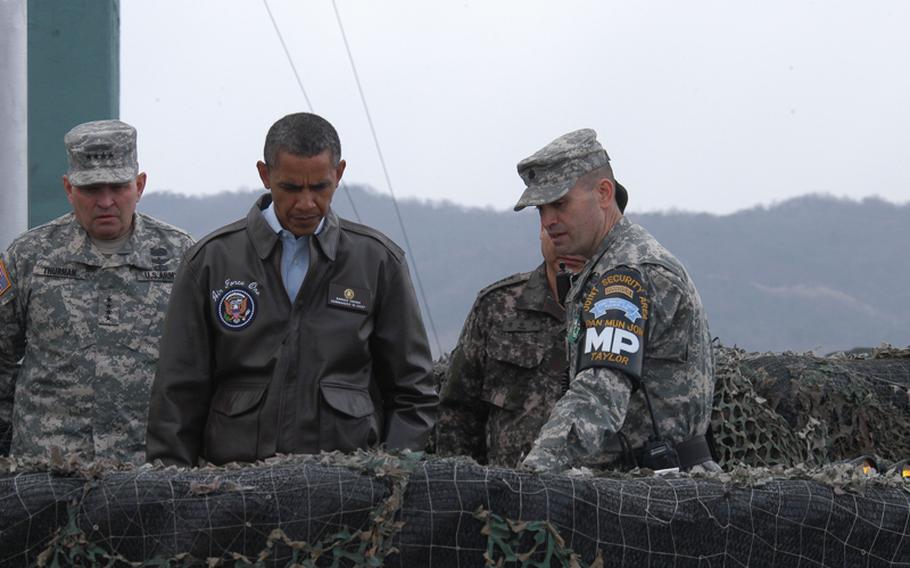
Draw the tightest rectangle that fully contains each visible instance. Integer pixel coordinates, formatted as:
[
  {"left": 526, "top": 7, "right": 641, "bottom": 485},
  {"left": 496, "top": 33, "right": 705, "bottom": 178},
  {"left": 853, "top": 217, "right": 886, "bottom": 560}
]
[{"left": 217, "top": 287, "right": 256, "bottom": 330}]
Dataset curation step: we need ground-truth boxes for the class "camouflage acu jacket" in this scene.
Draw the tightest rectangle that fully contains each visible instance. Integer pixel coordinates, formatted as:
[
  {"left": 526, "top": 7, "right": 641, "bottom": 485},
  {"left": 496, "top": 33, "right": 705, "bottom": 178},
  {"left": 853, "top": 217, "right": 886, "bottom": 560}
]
[
  {"left": 437, "top": 263, "right": 567, "bottom": 467},
  {"left": 0, "top": 213, "right": 194, "bottom": 463},
  {"left": 523, "top": 216, "right": 714, "bottom": 472}
]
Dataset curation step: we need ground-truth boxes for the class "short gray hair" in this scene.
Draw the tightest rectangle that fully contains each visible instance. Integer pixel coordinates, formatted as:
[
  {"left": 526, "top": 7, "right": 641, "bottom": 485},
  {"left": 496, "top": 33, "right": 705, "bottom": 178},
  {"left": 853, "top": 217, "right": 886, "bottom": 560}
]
[
  {"left": 263, "top": 113, "right": 342, "bottom": 168},
  {"left": 577, "top": 165, "right": 615, "bottom": 190}
]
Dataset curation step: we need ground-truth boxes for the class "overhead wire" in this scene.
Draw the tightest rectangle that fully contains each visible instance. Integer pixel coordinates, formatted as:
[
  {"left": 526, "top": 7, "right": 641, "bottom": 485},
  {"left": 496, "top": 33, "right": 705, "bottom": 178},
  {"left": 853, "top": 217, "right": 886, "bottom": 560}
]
[
  {"left": 261, "top": 0, "right": 313, "bottom": 111},
  {"left": 330, "top": 0, "right": 443, "bottom": 354},
  {"left": 261, "top": 0, "right": 361, "bottom": 223},
  {"left": 260, "top": 0, "right": 440, "bottom": 353}
]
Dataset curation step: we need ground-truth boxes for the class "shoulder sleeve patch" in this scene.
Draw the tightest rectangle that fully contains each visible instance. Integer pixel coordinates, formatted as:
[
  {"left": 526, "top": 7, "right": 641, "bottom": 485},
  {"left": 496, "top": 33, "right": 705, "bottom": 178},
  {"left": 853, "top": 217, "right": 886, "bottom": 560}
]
[
  {"left": 575, "top": 266, "right": 650, "bottom": 384},
  {"left": 0, "top": 258, "right": 12, "bottom": 298}
]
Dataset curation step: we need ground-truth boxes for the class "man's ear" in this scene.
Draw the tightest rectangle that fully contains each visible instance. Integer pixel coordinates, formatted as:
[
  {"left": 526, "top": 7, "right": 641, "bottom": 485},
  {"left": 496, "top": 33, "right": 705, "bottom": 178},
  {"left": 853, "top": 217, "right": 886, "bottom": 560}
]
[
  {"left": 335, "top": 159, "right": 346, "bottom": 184},
  {"left": 595, "top": 178, "right": 615, "bottom": 209},
  {"left": 135, "top": 172, "right": 147, "bottom": 201},
  {"left": 63, "top": 176, "right": 75, "bottom": 205},
  {"left": 256, "top": 160, "right": 270, "bottom": 189}
]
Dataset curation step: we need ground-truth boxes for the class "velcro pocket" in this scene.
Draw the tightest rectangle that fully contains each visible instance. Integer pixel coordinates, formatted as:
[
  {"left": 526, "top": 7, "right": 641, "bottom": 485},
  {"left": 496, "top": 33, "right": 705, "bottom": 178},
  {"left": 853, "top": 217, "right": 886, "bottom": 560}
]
[
  {"left": 481, "top": 383, "right": 523, "bottom": 411},
  {"left": 320, "top": 383, "right": 374, "bottom": 418},
  {"left": 211, "top": 387, "right": 267, "bottom": 417},
  {"left": 486, "top": 328, "right": 546, "bottom": 369}
]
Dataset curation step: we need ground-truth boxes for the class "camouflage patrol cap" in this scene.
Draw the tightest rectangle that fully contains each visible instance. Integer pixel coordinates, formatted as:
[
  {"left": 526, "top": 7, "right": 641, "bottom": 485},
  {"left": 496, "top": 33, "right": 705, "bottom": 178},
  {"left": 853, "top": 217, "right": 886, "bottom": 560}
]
[
  {"left": 514, "top": 128, "right": 627, "bottom": 212},
  {"left": 64, "top": 120, "right": 139, "bottom": 186}
]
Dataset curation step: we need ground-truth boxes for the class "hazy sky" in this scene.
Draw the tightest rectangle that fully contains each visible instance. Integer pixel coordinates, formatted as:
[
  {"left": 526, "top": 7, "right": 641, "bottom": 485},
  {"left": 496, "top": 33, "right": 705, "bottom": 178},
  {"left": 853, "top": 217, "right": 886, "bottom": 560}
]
[{"left": 121, "top": 1, "right": 910, "bottom": 214}]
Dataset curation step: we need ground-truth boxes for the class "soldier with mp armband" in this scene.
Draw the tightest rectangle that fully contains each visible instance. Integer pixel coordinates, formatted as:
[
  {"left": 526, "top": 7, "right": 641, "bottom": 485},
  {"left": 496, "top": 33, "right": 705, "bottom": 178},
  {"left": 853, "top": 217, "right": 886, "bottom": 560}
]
[{"left": 514, "top": 129, "right": 720, "bottom": 474}]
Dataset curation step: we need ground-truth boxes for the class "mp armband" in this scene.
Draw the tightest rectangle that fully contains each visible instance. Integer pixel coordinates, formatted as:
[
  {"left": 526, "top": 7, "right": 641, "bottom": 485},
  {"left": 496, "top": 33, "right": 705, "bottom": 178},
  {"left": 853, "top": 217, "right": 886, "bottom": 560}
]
[{"left": 574, "top": 267, "right": 650, "bottom": 384}]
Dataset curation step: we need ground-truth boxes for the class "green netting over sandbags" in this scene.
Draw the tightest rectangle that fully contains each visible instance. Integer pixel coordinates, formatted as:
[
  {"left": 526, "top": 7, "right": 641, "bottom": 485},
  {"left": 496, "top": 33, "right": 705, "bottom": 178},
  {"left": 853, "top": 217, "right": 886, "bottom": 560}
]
[
  {"left": 0, "top": 346, "right": 908, "bottom": 565},
  {"left": 426, "top": 345, "right": 910, "bottom": 469},
  {"left": 395, "top": 461, "right": 910, "bottom": 567},
  {"left": 0, "top": 457, "right": 392, "bottom": 566},
  {"left": 712, "top": 346, "right": 910, "bottom": 468},
  {"left": 1, "top": 455, "right": 908, "bottom": 567}
]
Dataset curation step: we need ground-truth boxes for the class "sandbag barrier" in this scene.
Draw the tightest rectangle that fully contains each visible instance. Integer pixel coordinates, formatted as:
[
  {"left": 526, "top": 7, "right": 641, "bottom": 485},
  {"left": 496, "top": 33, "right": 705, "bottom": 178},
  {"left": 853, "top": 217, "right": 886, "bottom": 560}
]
[{"left": 1, "top": 454, "right": 909, "bottom": 567}]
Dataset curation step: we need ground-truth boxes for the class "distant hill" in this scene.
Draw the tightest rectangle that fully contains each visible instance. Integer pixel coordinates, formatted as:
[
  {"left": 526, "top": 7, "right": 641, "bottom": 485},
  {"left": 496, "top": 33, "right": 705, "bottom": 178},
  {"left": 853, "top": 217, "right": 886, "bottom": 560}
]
[{"left": 139, "top": 187, "right": 910, "bottom": 355}]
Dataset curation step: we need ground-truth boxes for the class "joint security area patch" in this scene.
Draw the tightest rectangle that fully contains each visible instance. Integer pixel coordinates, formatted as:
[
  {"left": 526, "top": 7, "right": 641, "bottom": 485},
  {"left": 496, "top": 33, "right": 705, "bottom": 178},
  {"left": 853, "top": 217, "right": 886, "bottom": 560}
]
[{"left": 575, "top": 267, "right": 650, "bottom": 382}]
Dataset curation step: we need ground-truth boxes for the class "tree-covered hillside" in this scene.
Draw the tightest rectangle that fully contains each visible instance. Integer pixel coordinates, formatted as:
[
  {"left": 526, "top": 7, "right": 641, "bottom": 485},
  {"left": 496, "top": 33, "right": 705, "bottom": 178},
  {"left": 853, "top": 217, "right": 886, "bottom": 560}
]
[{"left": 139, "top": 187, "right": 909, "bottom": 355}]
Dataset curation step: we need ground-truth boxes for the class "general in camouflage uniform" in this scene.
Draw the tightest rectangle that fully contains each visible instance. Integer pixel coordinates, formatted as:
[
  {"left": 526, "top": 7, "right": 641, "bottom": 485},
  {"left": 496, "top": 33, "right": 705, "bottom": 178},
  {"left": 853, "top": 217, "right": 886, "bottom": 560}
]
[
  {"left": 514, "top": 129, "right": 717, "bottom": 473},
  {"left": 0, "top": 120, "right": 194, "bottom": 463},
  {"left": 437, "top": 231, "right": 585, "bottom": 467}
]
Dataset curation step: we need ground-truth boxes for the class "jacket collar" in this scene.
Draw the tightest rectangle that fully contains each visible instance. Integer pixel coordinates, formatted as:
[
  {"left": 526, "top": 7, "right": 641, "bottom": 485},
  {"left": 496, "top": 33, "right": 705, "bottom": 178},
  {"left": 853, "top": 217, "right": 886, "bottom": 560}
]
[
  {"left": 568, "top": 215, "right": 633, "bottom": 305},
  {"left": 515, "top": 262, "right": 564, "bottom": 320},
  {"left": 55, "top": 215, "right": 107, "bottom": 267},
  {"left": 57, "top": 213, "right": 156, "bottom": 269},
  {"left": 248, "top": 195, "right": 280, "bottom": 260},
  {"left": 313, "top": 208, "right": 340, "bottom": 262},
  {"left": 592, "top": 215, "right": 632, "bottom": 261},
  {"left": 247, "top": 194, "right": 340, "bottom": 262},
  {"left": 119, "top": 214, "right": 162, "bottom": 269}
]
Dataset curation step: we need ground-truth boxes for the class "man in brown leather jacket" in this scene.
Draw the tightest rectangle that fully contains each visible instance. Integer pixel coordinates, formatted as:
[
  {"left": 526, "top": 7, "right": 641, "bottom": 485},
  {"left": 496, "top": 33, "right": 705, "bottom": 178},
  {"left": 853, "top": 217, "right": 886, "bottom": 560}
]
[{"left": 146, "top": 113, "right": 438, "bottom": 466}]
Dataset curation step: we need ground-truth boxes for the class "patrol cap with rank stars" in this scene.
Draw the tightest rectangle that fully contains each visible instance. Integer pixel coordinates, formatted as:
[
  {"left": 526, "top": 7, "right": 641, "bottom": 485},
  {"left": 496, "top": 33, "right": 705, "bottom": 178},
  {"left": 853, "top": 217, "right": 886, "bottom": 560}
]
[
  {"left": 513, "top": 128, "right": 628, "bottom": 213},
  {"left": 64, "top": 119, "right": 139, "bottom": 187}
]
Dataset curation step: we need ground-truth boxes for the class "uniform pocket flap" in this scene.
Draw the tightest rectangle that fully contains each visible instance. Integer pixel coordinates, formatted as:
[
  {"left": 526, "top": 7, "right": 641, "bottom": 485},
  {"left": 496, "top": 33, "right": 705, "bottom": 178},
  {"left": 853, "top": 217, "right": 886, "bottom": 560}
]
[
  {"left": 320, "top": 384, "right": 374, "bottom": 418},
  {"left": 211, "top": 387, "right": 267, "bottom": 417},
  {"left": 481, "top": 384, "right": 523, "bottom": 411},
  {"left": 486, "top": 330, "right": 546, "bottom": 369}
]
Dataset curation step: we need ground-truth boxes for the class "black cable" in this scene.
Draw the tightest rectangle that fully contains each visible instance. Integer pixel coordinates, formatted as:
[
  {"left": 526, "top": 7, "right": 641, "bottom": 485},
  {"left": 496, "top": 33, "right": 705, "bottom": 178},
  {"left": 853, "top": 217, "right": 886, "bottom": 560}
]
[
  {"left": 261, "top": 0, "right": 362, "bottom": 223},
  {"left": 330, "top": 0, "right": 443, "bottom": 354},
  {"left": 261, "top": 0, "right": 313, "bottom": 110}
]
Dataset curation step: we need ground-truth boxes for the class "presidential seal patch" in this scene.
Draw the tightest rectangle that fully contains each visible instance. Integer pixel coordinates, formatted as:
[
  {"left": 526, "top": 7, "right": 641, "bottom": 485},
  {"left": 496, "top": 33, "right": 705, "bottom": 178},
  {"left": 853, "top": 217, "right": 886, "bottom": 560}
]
[
  {"left": 217, "top": 288, "right": 256, "bottom": 330},
  {"left": 576, "top": 267, "right": 650, "bottom": 385}
]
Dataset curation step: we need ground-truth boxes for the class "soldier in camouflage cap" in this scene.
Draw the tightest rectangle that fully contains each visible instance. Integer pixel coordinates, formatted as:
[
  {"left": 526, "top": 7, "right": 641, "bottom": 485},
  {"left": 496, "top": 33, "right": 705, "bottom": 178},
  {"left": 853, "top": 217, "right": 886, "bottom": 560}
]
[
  {"left": 64, "top": 120, "right": 139, "bottom": 187},
  {"left": 0, "top": 119, "right": 194, "bottom": 463},
  {"left": 437, "top": 231, "right": 585, "bottom": 467},
  {"left": 514, "top": 129, "right": 628, "bottom": 215},
  {"left": 515, "top": 129, "right": 718, "bottom": 473}
]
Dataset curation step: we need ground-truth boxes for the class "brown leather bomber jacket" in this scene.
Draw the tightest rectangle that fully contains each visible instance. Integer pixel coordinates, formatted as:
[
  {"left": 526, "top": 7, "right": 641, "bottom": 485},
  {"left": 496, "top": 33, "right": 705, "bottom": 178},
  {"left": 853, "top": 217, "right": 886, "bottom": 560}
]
[{"left": 146, "top": 195, "right": 438, "bottom": 466}]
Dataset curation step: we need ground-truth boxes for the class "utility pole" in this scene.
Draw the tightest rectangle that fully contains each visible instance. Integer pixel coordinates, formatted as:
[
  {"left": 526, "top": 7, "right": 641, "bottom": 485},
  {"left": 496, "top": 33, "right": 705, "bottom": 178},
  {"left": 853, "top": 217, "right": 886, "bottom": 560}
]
[
  {"left": 0, "top": 0, "right": 28, "bottom": 250},
  {"left": 26, "top": 0, "right": 120, "bottom": 228}
]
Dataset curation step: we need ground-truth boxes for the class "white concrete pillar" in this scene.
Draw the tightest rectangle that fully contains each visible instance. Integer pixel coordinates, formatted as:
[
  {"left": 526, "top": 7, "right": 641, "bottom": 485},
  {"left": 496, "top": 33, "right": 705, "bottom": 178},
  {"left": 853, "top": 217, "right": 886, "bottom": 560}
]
[{"left": 0, "top": 0, "right": 29, "bottom": 250}]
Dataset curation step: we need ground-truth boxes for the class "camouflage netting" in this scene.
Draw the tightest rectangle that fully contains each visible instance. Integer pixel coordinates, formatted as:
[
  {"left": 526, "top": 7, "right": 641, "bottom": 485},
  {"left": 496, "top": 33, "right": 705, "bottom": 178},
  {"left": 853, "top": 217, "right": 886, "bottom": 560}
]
[
  {"left": 1, "top": 452, "right": 910, "bottom": 567},
  {"left": 711, "top": 345, "right": 910, "bottom": 468},
  {"left": 0, "top": 345, "right": 908, "bottom": 566},
  {"left": 429, "top": 343, "right": 910, "bottom": 469}
]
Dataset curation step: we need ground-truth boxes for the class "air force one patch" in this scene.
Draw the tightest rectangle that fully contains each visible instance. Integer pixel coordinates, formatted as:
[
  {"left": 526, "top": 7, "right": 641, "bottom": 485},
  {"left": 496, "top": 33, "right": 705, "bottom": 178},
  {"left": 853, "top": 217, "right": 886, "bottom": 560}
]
[
  {"left": 217, "top": 287, "right": 256, "bottom": 330},
  {"left": 576, "top": 267, "right": 650, "bottom": 384}
]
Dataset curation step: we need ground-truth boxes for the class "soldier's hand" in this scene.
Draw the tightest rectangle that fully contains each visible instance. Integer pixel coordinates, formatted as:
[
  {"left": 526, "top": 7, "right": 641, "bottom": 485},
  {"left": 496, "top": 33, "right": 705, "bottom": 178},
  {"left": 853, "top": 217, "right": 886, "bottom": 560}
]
[{"left": 521, "top": 448, "right": 562, "bottom": 473}]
